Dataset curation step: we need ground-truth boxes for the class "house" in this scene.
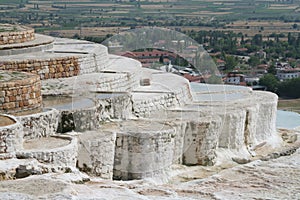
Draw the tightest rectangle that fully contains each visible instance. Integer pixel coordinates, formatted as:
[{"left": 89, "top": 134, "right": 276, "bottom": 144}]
[
  {"left": 277, "top": 68, "right": 300, "bottom": 80},
  {"left": 245, "top": 77, "right": 259, "bottom": 86},
  {"left": 237, "top": 47, "right": 248, "bottom": 52},
  {"left": 120, "top": 50, "right": 177, "bottom": 67},
  {"left": 225, "top": 71, "right": 246, "bottom": 85},
  {"left": 186, "top": 45, "right": 198, "bottom": 52},
  {"left": 216, "top": 59, "right": 225, "bottom": 66},
  {"left": 276, "top": 62, "right": 290, "bottom": 69},
  {"left": 255, "top": 64, "right": 268, "bottom": 74}
]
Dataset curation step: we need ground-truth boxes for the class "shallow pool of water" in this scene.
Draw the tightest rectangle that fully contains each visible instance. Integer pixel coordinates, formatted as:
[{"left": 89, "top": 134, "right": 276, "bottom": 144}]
[
  {"left": 190, "top": 82, "right": 250, "bottom": 93},
  {"left": 276, "top": 110, "right": 300, "bottom": 129},
  {"left": 43, "top": 92, "right": 127, "bottom": 110},
  {"left": 193, "top": 93, "right": 246, "bottom": 102},
  {"left": 43, "top": 96, "right": 94, "bottom": 110}
]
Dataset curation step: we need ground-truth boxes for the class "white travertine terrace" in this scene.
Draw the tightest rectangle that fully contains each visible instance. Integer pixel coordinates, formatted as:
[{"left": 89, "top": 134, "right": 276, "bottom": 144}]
[{"left": 0, "top": 26, "right": 283, "bottom": 187}]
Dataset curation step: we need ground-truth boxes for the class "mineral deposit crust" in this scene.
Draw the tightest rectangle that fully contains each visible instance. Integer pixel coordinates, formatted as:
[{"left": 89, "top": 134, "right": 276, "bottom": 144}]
[{"left": 0, "top": 26, "right": 282, "bottom": 184}]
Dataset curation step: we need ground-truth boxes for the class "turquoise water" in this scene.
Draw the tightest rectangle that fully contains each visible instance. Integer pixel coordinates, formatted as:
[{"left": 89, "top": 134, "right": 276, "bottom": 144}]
[{"left": 276, "top": 110, "right": 300, "bottom": 129}]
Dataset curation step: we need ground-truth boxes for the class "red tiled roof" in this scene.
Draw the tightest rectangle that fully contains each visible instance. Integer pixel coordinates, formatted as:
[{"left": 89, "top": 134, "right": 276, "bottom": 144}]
[
  {"left": 183, "top": 74, "right": 204, "bottom": 82},
  {"left": 187, "top": 45, "right": 198, "bottom": 49},
  {"left": 257, "top": 64, "right": 268, "bottom": 69},
  {"left": 237, "top": 48, "right": 248, "bottom": 52},
  {"left": 227, "top": 72, "right": 245, "bottom": 77},
  {"left": 216, "top": 59, "right": 225, "bottom": 63}
]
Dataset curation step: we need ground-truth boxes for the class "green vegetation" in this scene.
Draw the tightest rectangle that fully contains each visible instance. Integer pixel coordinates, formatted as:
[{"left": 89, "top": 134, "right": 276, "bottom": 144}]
[
  {"left": 224, "top": 55, "right": 238, "bottom": 71},
  {"left": 207, "top": 74, "right": 223, "bottom": 84},
  {"left": 186, "top": 30, "right": 300, "bottom": 61},
  {"left": 0, "top": 0, "right": 299, "bottom": 36},
  {"left": 259, "top": 75, "right": 300, "bottom": 98},
  {"left": 0, "top": 25, "right": 17, "bottom": 32},
  {"left": 259, "top": 74, "right": 279, "bottom": 93},
  {"left": 278, "top": 78, "right": 300, "bottom": 98},
  {"left": 0, "top": 0, "right": 299, "bottom": 99}
]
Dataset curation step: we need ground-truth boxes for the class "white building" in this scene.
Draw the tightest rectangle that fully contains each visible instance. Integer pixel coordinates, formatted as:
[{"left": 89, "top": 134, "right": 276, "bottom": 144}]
[
  {"left": 277, "top": 68, "right": 300, "bottom": 80},
  {"left": 225, "top": 71, "right": 246, "bottom": 85}
]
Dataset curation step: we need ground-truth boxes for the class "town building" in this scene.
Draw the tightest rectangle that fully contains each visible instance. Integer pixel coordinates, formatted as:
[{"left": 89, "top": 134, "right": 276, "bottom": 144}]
[
  {"left": 121, "top": 49, "right": 176, "bottom": 67},
  {"left": 277, "top": 68, "right": 300, "bottom": 80},
  {"left": 225, "top": 71, "right": 246, "bottom": 85}
]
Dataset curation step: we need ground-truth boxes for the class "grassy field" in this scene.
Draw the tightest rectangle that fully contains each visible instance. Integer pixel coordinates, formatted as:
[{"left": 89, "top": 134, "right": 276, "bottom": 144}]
[
  {"left": 0, "top": 0, "right": 299, "bottom": 38},
  {"left": 278, "top": 98, "right": 300, "bottom": 114}
]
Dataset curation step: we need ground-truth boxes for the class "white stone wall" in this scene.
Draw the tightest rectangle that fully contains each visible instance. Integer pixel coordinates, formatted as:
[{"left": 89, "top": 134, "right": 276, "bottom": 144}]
[
  {"left": 172, "top": 120, "right": 186, "bottom": 164},
  {"left": 0, "top": 114, "right": 23, "bottom": 159},
  {"left": 245, "top": 105, "right": 260, "bottom": 148},
  {"left": 77, "top": 131, "right": 116, "bottom": 179},
  {"left": 182, "top": 119, "right": 221, "bottom": 166},
  {"left": 16, "top": 136, "right": 77, "bottom": 168},
  {"left": 155, "top": 111, "right": 222, "bottom": 166},
  {"left": 78, "top": 55, "right": 97, "bottom": 74},
  {"left": 95, "top": 93, "right": 132, "bottom": 121},
  {"left": 41, "top": 72, "right": 139, "bottom": 96},
  {"left": 222, "top": 92, "right": 280, "bottom": 149},
  {"left": 253, "top": 91, "right": 280, "bottom": 146},
  {"left": 78, "top": 45, "right": 109, "bottom": 74},
  {"left": 57, "top": 107, "right": 101, "bottom": 133},
  {"left": 88, "top": 73, "right": 138, "bottom": 92},
  {"left": 113, "top": 126, "right": 176, "bottom": 180},
  {"left": 132, "top": 84, "right": 193, "bottom": 117},
  {"left": 102, "top": 55, "right": 142, "bottom": 92},
  {"left": 57, "top": 93, "right": 132, "bottom": 133},
  {"left": 132, "top": 93, "right": 176, "bottom": 117},
  {"left": 174, "top": 82, "right": 194, "bottom": 106},
  {"left": 218, "top": 109, "right": 247, "bottom": 149},
  {"left": 17, "top": 108, "right": 59, "bottom": 140},
  {"left": 188, "top": 89, "right": 279, "bottom": 152}
]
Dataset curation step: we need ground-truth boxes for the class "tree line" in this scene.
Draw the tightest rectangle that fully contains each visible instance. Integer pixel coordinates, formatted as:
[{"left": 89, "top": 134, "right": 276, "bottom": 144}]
[
  {"left": 185, "top": 30, "right": 300, "bottom": 61},
  {"left": 259, "top": 74, "right": 300, "bottom": 98}
]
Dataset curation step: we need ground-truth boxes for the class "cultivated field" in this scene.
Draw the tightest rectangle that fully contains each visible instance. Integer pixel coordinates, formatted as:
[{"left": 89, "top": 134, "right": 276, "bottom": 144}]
[{"left": 0, "top": 0, "right": 299, "bottom": 38}]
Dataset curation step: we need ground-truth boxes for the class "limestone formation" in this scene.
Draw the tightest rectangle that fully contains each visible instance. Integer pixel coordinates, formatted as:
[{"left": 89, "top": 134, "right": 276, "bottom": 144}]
[{"left": 0, "top": 25, "right": 296, "bottom": 199}]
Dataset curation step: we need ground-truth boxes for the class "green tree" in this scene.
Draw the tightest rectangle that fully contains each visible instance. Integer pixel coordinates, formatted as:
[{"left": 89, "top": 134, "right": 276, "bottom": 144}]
[
  {"left": 267, "top": 64, "right": 277, "bottom": 75},
  {"left": 278, "top": 78, "right": 300, "bottom": 98},
  {"left": 288, "top": 32, "right": 296, "bottom": 45},
  {"left": 292, "top": 23, "right": 298, "bottom": 29},
  {"left": 248, "top": 56, "right": 260, "bottom": 67},
  {"left": 159, "top": 55, "right": 164, "bottom": 63},
  {"left": 224, "top": 55, "right": 237, "bottom": 70},
  {"left": 259, "top": 74, "right": 279, "bottom": 93},
  {"left": 72, "top": 33, "right": 80, "bottom": 39},
  {"left": 174, "top": 55, "right": 188, "bottom": 66},
  {"left": 207, "top": 74, "right": 223, "bottom": 84},
  {"left": 252, "top": 34, "right": 263, "bottom": 46}
]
